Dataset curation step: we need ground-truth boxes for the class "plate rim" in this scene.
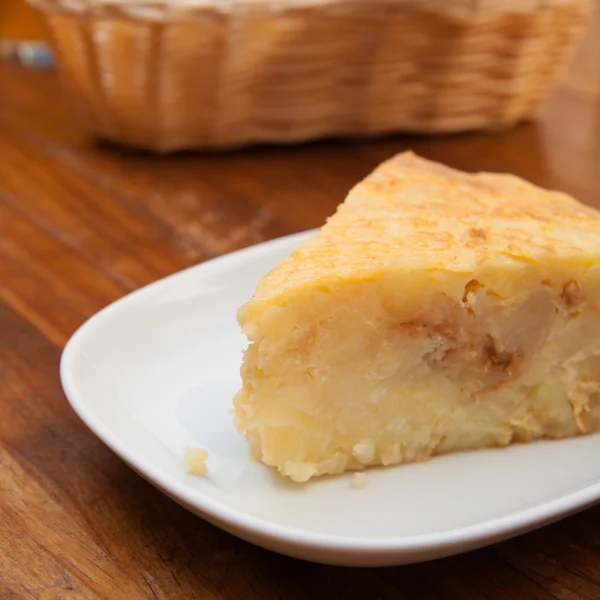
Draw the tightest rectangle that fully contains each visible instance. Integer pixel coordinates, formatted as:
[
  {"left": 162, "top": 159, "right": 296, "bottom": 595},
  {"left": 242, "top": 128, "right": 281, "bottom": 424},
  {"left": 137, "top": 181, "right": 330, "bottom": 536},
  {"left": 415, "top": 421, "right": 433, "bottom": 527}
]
[{"left": 60, "top": 230, "right": 600, "bottom": 562}]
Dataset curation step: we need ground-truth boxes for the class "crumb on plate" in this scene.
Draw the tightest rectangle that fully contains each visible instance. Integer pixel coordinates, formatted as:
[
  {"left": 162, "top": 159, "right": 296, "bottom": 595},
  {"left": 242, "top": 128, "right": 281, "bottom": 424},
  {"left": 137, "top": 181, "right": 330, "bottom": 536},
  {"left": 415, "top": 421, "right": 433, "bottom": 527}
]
[
  {"left": 184, "top": 447, "right": 209, "bottom": 476},
  {"left": 351, "top": 472, "right": 368, "bottom": 489}
]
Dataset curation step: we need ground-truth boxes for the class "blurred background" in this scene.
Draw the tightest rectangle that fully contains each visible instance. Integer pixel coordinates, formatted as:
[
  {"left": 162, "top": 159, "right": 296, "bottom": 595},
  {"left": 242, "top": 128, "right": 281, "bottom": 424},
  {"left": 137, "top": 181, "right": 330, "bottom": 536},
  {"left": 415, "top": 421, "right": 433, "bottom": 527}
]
[
  {"left": 1, "top": 0, "right": 595, "bottom": 153},
  {"left": 1, "top": 0, "right": 41, "bottom": 39},
  {"left": 0, "top": 0, "right": 52, "bottom": 66}
]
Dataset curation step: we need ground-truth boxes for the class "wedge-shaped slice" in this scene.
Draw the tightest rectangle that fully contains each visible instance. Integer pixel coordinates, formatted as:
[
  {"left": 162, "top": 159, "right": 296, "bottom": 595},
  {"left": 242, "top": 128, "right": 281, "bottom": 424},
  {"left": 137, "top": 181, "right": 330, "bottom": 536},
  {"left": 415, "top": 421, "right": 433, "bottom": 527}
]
[{"left": 233, "top": 152, "right": 600, "bottom": 482}]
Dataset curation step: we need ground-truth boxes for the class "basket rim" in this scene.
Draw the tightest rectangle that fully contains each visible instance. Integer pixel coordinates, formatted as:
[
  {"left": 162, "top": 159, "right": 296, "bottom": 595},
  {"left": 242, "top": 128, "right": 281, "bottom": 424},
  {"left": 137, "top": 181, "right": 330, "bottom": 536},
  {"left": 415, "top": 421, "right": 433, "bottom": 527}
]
[{"left": 27, "top": 0, "right": 594, "bottom": 19}]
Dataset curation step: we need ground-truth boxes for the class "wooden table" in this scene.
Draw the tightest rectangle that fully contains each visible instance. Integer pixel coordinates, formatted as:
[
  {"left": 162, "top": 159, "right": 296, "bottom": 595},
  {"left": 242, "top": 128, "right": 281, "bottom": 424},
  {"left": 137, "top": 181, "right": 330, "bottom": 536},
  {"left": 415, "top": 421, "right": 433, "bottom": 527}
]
[{"left": 1, "top": 10, "right": 600, "bottom": 598}]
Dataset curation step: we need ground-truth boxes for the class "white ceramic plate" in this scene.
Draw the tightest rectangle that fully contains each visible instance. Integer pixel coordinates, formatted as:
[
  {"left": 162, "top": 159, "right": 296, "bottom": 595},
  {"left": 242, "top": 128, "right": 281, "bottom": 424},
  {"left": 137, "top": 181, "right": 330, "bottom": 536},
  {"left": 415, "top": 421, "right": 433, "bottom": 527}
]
[{"left": 61, "top": 231, "right": 600, "bottom": 567}]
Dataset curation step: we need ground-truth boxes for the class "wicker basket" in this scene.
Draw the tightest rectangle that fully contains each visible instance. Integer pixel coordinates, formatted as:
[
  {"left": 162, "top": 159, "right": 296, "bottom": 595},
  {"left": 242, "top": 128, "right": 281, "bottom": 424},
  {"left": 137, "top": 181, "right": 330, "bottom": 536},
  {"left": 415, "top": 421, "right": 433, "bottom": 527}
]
[{"left": 29, "top": 0, "right": 594, "bottom": 152}]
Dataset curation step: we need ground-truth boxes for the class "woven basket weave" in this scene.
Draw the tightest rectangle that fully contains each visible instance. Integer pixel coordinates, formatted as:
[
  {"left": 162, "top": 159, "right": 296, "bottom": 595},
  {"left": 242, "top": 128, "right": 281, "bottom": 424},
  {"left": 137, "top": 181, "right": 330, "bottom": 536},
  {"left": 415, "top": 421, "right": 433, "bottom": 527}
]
[{"left": 29, "top": 0, "right": 594, "bottom": 152}]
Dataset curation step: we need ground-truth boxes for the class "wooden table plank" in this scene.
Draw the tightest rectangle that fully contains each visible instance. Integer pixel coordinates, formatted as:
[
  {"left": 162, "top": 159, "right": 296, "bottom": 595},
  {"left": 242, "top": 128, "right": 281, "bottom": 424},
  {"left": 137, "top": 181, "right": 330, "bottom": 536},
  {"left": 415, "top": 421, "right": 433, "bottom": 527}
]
[{"left": 1, "top": 5, "right": 600, "bottom": 598}]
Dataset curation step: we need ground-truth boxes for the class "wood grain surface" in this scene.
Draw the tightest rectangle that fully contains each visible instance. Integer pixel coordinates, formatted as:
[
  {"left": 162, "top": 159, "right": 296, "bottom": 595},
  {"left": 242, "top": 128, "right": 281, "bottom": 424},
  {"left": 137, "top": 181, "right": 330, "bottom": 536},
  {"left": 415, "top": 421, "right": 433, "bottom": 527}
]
[{"left": 1, "top": 7, "right": 600, "bottom": 599}]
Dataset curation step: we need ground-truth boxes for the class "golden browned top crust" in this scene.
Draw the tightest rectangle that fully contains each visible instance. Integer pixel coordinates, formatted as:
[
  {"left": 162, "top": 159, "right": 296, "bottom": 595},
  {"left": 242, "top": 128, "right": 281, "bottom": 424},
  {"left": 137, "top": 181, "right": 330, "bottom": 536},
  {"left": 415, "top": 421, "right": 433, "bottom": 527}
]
[{"left": 243, "top": 152, "right": 600, "bottom": 317}]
